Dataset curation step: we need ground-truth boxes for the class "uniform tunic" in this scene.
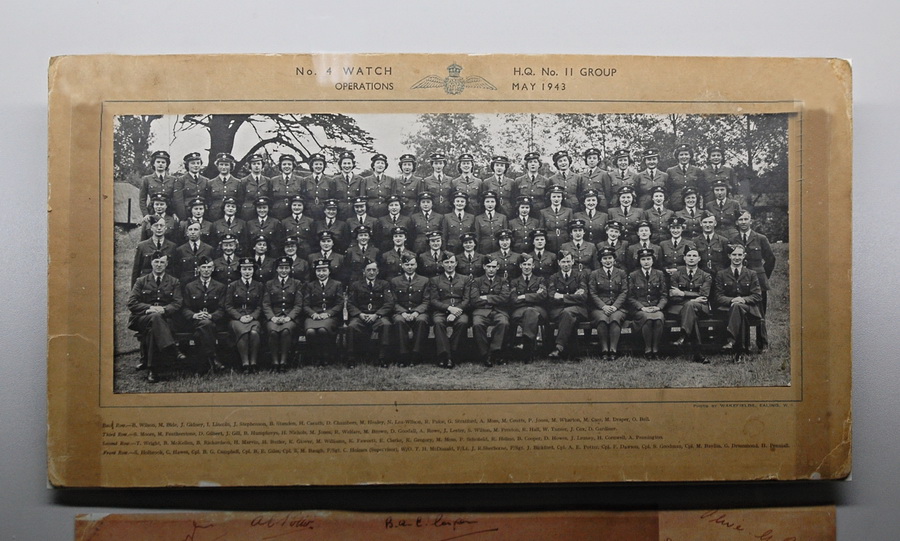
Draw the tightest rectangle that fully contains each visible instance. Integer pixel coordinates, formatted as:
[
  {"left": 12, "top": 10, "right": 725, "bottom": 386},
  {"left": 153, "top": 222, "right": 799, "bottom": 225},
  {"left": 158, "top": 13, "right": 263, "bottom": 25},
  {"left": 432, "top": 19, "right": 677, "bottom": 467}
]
[
  {"left": 331, "top": 172, "right": 363, "bottom": 220},
  {"left": 139, "top": 173, "right": 177, "bottom": 216},
  {"left": 665, "top": 164, "right": 703, "bottom": 211},
  {"left": 131, "top": 238, "right": 178, "bottom": 284},
  {"left": 666, "top": 266, "right": 712, "bottom": 337},
  {"left": 422, "top": 173, "right": 454, "bottom": 215},
  {"left": 281, "top": 214, "right": 315, "bottom": 257},
  {"left": 513, "top": 173, "right": 550, "bottom": 216},
  {"left": 392, "top": 176, "right": 422, "bottom": 215},
  {"left": 346, "top": 278, "right": 394, "bottom": 353},
  {"left": 442, "top": 211, "right": 477, "bottom": 253},
  {"left": 224, "top": 279, "right": 264, "bottom": 338},
  {"left": 473, "top": 211, "right": 509, "bottom": 254},
  {"left": 547, "top": 171, "right": 583, "bottom": 211},
  {"left": 390, "top": 273, "right": 431, "bottom": 355},
  {"left": 559, "top": 241, "right": 598, "bottom": 273},
  {"left": 508, "top": 274, "right": 548, "bottom": 340},
  {"left": 302, "top": 278, "right": 344, "bottom": 333},
  {"left": 627, "top": 268, "right": 668, "bottom": 326},
  {"left": 262, "top": 277, "right": 305, "bottom": 334},
  {"left": 270, "top": 173, "right": 306, "bottom": 220},
  {"left": 409, "top": 211, "right": 445, "bottom": 254},
  {"left": 546, "top": 270, "right": 589, "bottom": 349},
  {"left": 451, "top": 175, "right": 484, "bottom": 215},
  {"left": 360, "top": 174, "right": 395, "bottom": 217},
  {"left": 509, "top": 215, "right": 541, "bottom": 254},
  {"left": 127, "top": 273, "right": 183, "bottom": 367},
  {"left": 635, "top": 169, "right": 668, "bottom": 209},
  {"left": 301, "top": 174, "right": 335, "bottom": 221},
  {"left": 538, "top": 206, "right": 573, "bottom": 253},
  {"left": 588, "top": 266, "right": 628, "bottom": 324},
  {"left": 207, "top": 175, "right": 244, "bottom": 222},
  {"left": 181, "top": 278, "right": 226, "bottom": 358},
  {"left": 580, "top": 167, "right": 612, "bottom": 210},
  {"left": 468, "top": 275, "right": 511, "bottom": 357},
  {"left": 455, "top": 251, "right": 486, "bottom": 277},
  {"left": 482, "top": 175, "right": 515, "bottom": 217},
  {"left": 173, "top": 173, "right": 210, "bottom": 220},
  {"left": 573, "top": 210, "right": 608, "bottom": 244},
  {"left": 239, "top": 174, "right": 272, "bottom": 221}
]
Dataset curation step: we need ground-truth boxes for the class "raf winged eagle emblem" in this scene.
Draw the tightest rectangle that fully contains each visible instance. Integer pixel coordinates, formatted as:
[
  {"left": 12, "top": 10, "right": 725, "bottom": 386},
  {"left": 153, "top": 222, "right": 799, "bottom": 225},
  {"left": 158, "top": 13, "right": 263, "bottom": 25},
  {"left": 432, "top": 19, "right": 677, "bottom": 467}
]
[{"left": 411, "top": 63, "right": 497, "bottom": 95}]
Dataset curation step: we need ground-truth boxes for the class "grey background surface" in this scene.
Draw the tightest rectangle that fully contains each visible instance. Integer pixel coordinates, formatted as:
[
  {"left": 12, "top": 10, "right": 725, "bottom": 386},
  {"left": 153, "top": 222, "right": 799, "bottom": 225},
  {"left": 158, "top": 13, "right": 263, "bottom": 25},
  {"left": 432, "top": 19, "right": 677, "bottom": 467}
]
[{"left": 0, "top": 1, "right": 890, "bottom": 539}]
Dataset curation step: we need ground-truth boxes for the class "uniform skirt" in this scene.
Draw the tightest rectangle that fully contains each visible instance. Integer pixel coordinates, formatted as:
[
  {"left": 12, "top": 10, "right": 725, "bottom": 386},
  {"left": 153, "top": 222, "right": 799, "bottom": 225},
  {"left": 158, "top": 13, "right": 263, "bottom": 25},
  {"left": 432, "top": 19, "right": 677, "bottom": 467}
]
[
  {"left": 631, "top": 309, "right": 665, "bottom": 327},
  {"left": 304, "top": 316, "right": 338, "bottom": 333},
  {"left": 266, "top": 319, "right": 299, "bottom": 334},
  {"left": 591, "top": 308, "right": 626, "bottom": 325},
  {"left": 229, "top": 318, "right": 260, "bottom": 339}
]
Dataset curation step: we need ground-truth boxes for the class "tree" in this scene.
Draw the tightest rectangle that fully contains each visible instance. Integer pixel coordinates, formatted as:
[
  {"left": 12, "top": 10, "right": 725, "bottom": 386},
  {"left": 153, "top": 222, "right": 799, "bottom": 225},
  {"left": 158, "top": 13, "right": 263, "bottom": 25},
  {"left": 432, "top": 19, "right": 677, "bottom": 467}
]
[
  {"left": 172, "top": 114, "right": 376, "bottom": 177},
  {"left": 113, "top": 115, "right": 161, "bottom": 185},
  {"left": 401, "top": 114, "right": 492, "bottom": 176}
]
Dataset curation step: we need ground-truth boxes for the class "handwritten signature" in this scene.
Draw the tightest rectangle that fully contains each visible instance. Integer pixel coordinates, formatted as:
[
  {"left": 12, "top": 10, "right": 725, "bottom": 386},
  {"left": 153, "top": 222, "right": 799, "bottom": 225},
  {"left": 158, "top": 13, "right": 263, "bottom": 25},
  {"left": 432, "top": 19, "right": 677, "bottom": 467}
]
[{"left": 680, "top": 510, "right": 797, "bottom": 541}]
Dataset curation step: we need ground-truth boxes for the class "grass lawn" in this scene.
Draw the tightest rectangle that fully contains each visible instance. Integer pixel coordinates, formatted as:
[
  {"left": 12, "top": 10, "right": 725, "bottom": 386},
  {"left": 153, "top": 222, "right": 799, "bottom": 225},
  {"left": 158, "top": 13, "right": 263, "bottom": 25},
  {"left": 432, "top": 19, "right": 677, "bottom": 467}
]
[{"left": 114, "top": 227, "right": 790, "bottom": 393}]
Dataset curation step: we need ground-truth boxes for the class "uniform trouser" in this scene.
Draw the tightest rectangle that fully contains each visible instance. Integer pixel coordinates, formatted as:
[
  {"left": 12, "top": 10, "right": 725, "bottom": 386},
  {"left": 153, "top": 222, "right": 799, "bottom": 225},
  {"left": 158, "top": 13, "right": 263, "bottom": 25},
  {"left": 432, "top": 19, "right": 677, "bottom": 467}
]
[
  {"left": 511, "top": 306, "right": 546, "bottom": 341},
  {"left": 677, "top": 300, "right": 710, "bottom": 342},
  {"left": 757, "top": 290, "right": 769, "bottom": 348},
  {"left": 133, "top": 313, "right": 177, "bottom": 368},
  {"left": 190, "top": 318, "right": 218, "bottom": 359},
  {"left": 549, "top": 306, "right": 588, "bottom": 350},
  {"left": 392, "top": 313, "right": 430, "bottom": 355},
  {"left": 432, "top": 312, "right": 470, "bottom": 357},
  {"left": 472, "top": 309, "right": 509, "bottom": 358},
  {"left": 347, "top": 316, "right": 391, "bottom": 358},
  {"left": 724, "top": 303, "right": 759, "bottom": 351}
]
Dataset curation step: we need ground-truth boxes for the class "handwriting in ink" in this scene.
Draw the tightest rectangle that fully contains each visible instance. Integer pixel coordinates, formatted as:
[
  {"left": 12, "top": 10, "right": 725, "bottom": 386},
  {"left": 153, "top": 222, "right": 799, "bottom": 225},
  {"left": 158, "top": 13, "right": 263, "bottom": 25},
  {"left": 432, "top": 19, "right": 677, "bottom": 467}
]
[
  {"left": 385, "top": 515, "right": 480, "bottom": 531},
  {"left": 250, "top": 513, "right": 315, "bottom": 530}
]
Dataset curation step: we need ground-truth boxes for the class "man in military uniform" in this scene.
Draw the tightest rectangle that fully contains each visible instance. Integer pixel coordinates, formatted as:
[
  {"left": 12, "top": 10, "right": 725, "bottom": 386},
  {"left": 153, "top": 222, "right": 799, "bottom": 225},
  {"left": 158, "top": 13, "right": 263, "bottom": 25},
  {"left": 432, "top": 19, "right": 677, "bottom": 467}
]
[
  {"left": 140, "top": 193, "right": 179, "bottom": 243},
  {"left": 347, "top": 259, "right": 395, "bottom": 366},
  {"left": 417, "top": 231, "right": 446, "bottom": 279},
  {"left": 513, "top": 152, "right": 549, "bottom": 217},
  {"left": 451, "top": 153, "right": 484, "bottom": 215},
  {"left": 539, "top": 185, "right": 573, "bottom": 253},
  {"left": 526, "top": 229, "right": 557, "bottom": 278},
  {"left": 455, "top": 233, "right": 485, "bottom": 277},
  {"left": 636, "top": 148, "right": 668, "bottom": 209},
  {"left": 174, "top": 221, "right": 215, "bottom": 285},
  {"left": 345, "top": 225, "right": 381, "bottom": 283},
  {"left": 625, "top": 221, "right": 661, "bottom": 272},
  {"left": 313, "top": 199, "right": 350, "bottom": 253},
  {"left": 429, "top": 252, "right": 472, "bottom": 369},
  {"left": 694, "top": 212, "right": 730, "bottom": 275},
  {"left": 706, "top": 180, "right": 743, "bottom": 239},
  {"left": 607, "top": 185, "right": 646, "bottom": 244},
  {"left": 733, "top": 210, "right": 776, "bottom": 351},
  {"left": 127, "top": 251, "right": 185, "bottom": 383},
  {"left": 508, "top": 254, "right": 547, "bottom": 364},
  {"left": 665, "top": 144, "right": 703, "bottom": 211},
  {"left": 468, "top": 256, "right": 511, "bottom": 367},
  {"left": 580, "top": 148, "right": 612, "bottom": 210},
  {"left": 560, "top": 219, "right": 598, "bottom": 273},
  {"left": 139, "top": 150, "right": 177, "bottom": 218},
  {"left": 667, "top": 247, "right": 712, "bottom": 364},
  {"left": 443, "top": 191, "right": 477, "bottom": 253},
  {"left": 483, "top": 155, "right": 515, "bottom": 217},
  {"left": 361, "top": 153, "right": 394, "bottom": 218},
  {"left": 181, "top": 256, "right": 227, "bottom": 373},
  {"left": 271, "top": 154, "right": 306, "bottom": 220},
  {"left": 628, "top": 248, "right": 669, "bottom": 358},
  {"left": 608, "top": 149, "right": 639, "bottom": 209},
  {"left": 246, "top": 196, "right": 284, "bottom": 254},
  {"left": 715, "top": 244, "right": 762, "bottom": 362},
  {"left": 659, "top": 217, "right": 697, "bottom": 275},
  {"left": 332, "top": 151, "right": 362, "bottom": 221},
  {"left": 547, "top": 150, "right": 583, "bottom": 211},
  {"left": 422, "top": 152, "right": 454, "bottom": 215},
  {"left": 132, "top": 214, "right": 178, "bottom": 285},
  {"left": 644, "top": 186, "right": 675, "bottom": 243},
  {"left": 380, "top": 226, "right": 416, "bottom": 280},
  {"left": 474, "top": 190, "right": 508, "bottom": 255},
  {"left": 263, "top": 257, "right": 305, "bottom": 371},
  {"left": 307, "top": 231, "right": 344, "bottom": 285},
  {"left": 489, "top": 229, "right": 522, "bottom": 282},
  {"left": 588, "top": 247, "right": 629, "bottom": 360},
  {"left": 409, "top": 192, "right": 444, "bottom": 254},
  {"left": 393, "top": 154, "right": 422, "bottom": 215},
  {"left": 701, "top": 145, "right": 734, "bottom": 205},
  {"left": 574, "top": 189, "right": 609, "bottom": 244},
  {"left": 509, "top": 196, "right": 540, "bottom": 254},
  {"left": 281, "top": 195, "right": 314, "bottom": 259},
  {"left": 376, "top": 195, "right": 412, "bottom": 252},
  {"left": 209, "top": 197, "right": 247, "bottom": 256},
  {"left": 173, "top": 151, "right": 210, "bottom": 221},
  {"left": 546, "top": 250, "right": 588, "bottom": 360},
  {"left": 302, "top": 153, "right": 333, "bottom": 221},
  {"left": 675, "top": 187, "right": 704, "bottom": 239},
  {"left": 239, "top": 153, "right": 272, "bottom": 221},
  {"left": 213, "top": 234, "right": 242, "bottom": 286},
  {"left": 207, "top": 153, "right": 243, "bottom": 222},
  {"left": 389, "top": 254, "right": 431, "bottom": 366},
  {"left": 179, "top": 198, "right": 214, "bottom": 246},
  {"left": 596, "top": 221, "right": 629, "bottom": 271}
]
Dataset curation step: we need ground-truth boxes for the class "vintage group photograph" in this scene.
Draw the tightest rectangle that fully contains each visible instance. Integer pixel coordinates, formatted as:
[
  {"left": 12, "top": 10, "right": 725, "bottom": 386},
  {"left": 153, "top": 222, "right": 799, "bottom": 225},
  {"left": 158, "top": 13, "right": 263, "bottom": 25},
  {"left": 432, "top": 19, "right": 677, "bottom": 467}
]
[{"left": 113, "top": 111, "right": 790, "bottom": 393}]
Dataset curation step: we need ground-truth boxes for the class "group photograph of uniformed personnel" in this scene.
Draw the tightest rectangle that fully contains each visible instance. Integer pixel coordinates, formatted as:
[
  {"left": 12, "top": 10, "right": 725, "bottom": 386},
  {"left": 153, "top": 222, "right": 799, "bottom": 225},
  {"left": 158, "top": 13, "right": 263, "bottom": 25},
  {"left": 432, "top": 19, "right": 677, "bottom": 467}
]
[{"left": 113, "top": 112, "right": 790, "bottom": 393}]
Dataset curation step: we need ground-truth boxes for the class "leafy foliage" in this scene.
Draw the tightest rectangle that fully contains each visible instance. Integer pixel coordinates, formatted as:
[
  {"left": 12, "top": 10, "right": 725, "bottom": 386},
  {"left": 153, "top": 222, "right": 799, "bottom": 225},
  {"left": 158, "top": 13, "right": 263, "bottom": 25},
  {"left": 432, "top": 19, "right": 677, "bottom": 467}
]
[{"left": 113, "top": 115, "right": 161, "bottom": 186}]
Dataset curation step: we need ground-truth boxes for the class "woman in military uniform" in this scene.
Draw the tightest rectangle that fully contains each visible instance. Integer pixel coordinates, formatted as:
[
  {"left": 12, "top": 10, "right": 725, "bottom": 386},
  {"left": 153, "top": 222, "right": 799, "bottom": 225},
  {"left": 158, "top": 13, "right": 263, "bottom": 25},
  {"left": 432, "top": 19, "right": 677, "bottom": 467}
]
[
  {"left": 580, "top": 148, "right": 612, "bottom": 210},
  {"left": 483, "top": 156, "right": 514, "bottom": 217},
  {"left": 263, "top": 257, "right": 305, "bottom": 372},
  {"left": 675, "top": 187, "right": 704, "bottom": 239},
  {"left": 574, "top": 189, "right": 608, "bottom": 245},
  {"left": 509, "top": 196, "right": 540, "bottom": 254},
  {"left": 303, "top": 259, "right": 344, "bottom": 366},
  {"left": 240, "top": 153, "right": 272, "bottom": 221},
  {"left": 207, "top": 153, "right": 243, "bottom": 222},
  {"left": 607, "top": 149, "right": 639, "bottom": 209},
  {"left": 224, "top": 257, "right": 265, "bottom": 373},
  {"left": 627, "top": 248, "right": 668, "bottom": 359},
  {"left": 271, "top": 154, "right": 306, "bottom": 221},
  {"left": 393, "top": 154, "right": 422, "bottom": 215},
  {"left": 607, "top": 186, "right": 645, "bottom": 245},
  {"left": 360, "top": 153, "right": 394, "bottom": 218},
  {"left": 451, "top": 153, "right": 484, "bottom": 215},
  {"left": 589, "top": 247, "right": 629, "bottom": 360},
  {"left": 140, "top": 193, "right": 179, "bottom": 243},
  {"left": 442, "top": 191, "right": 476, "bottom": 254}
]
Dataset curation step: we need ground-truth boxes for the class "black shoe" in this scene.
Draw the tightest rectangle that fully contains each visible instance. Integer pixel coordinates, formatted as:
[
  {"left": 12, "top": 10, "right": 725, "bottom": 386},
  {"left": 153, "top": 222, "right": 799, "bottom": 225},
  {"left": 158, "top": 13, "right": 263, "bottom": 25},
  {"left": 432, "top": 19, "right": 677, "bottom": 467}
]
[
  {"left": 209, "top": 358, "right": 225, "bottom": 372},
  {"left": 734, "top": 353, "right": 746, "bottom": 364},
  {"left": 722, "top": 340, "right": 735, "bottom": 351},
  {"left": 241, "top": 365, "right": 250, "bottom": 374},
  {"left": 548, "top": 348, "right": 562, "bottom": 359},
  {"left": 672, "top": 336, "right": 685, "bottom": 346},
  {"left": 135, "top": 361, "right": 147, "bottom": 371},
  {"left": 483, "top": 354, "right": 493, "bottom": 367},
  {"left": 693, "top": 353, "right": 709, "bottom": 364},
  {"left": 441, "top": 357, "right": 455, "bottom": 369},
  {"left": 174, "top": 350, "right": 187, "bottom": 362},
  {"left": 147, "top": 371, "right": 158, "bottom": 383},
  {"left": 379, "top": 359, "right": 389, "bottom": 368}
]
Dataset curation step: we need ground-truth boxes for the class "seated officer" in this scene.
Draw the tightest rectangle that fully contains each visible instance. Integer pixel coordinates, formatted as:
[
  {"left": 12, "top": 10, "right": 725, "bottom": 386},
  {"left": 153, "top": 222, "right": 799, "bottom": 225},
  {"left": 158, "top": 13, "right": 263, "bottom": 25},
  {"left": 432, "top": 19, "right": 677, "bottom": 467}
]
[
  {"left": 489, "top": 229, "right": 522, "bottom": 282},
  {"left": 588, "top": 247, "right": 629, "bottom": 360},
  {"left": 410, "top": 192, "right": 444, "bottom": 254},
  {"left": 303, "top": 259, "right": 344, "bottom": 366},
  {"left": 456, "top": 232, "right": 485, "bottom": 277},
  {"left": 213, "top": 234, "right": 241, "bottom": 286},
  {"left": 174, "top": 221, "right": 215, "bottom": 285},
  {"left": 628, "top": 248, "right": 668, "bottom": 359},
  {"left": 715, "top": 244, "right": 762, "bottom": 363},
  {"left": 525, "top": 229, "right": 557, "bottom": 278},
  {"left": 659, "top": 216, "right": 697, "bottom": 276},
  {"left": 474, "top": 190, "right": 508, "bottom": 255},
  {"left": 509, "top": 196, "right": 540, "bottom": 254},
  {"left": 347, "top": 259, "right": 394, "bottom": 367},
  {"left": 209, "top": 196, "right": 247, "bottom": 256},
  {"left": 625, "top": 221, "right": 661, "bottom": 272},
  {"left": 132, "top": 214, "right": 177, "bottom": 285},
  {"left": 469, "top": 256, "right": 511, "bottom": 367},
  {"left": 224, "top": 257, "right": 265, "bottom": 374},
  {"left": 345, "top": 225, "right": 381, "bottom": 283},
  {"left": 546, "top": 250, "right": 589, "bottom": 360},
  {"left": 127, "top": 251, "right": 185, "bottom": 383},
  {"left": 574, "top": 189, "right": 608, "bottom": 244},
  {"left": 181, "top": 256, "right": 227, "bottom": 373},
  {"left": 263, "top": 257, "right": 305, "bottom": 372},
  {"left": 443, "top": 191, "right": 476, "bottom": 253},
  {"left": 281, "top": 236, "right": 310, "bottom": 282},
  {"left": 560, "top": 218, "right": 598, "bottom": 273},
  {"left": 281, "top": 195, "right": 315, "bottom": 259},
  {"left": 539, "top": 185, "right": 572, "bottom": 253},
  {"left": 313, "top": 199, "right": 350, "bottom": 253},
  {"left": 418, "top": 231, "right": 446, "bottom": 278},
  {"left": 379, "top": 226, "right": 416, "bottom": 280},
  {"left": 307, "top": 231, "right": 344, "bottom": 284},
  {"left": 508, "top": 254, "right": 547, "bottom": 364},
  {"left": 595, "top": 220, "right": 629, "bottom": 271},
  {"left": 246, "top": 196, "right": 284, "bottom": 255},
  {"left": 667, "top": 247, "right": 712, "bottom": 364},
  {"left": 429, "top": 251, "right": 472, "bottom": 369},
  {"left": 376, "top": 195, "right": 412, "bottom": 252},
  {"left": 140, "top": 193, "right": 179, "bottom": 243},
  {"left": 389, "top": 254, "right": 431, "bottom": 366}
]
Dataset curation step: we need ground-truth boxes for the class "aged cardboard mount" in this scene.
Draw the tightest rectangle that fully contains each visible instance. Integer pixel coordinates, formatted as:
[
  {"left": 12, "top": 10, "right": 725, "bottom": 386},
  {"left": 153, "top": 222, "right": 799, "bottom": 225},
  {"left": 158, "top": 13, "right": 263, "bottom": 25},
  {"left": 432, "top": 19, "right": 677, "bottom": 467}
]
[{"left": 48, "top": 54, "right": 851, "bottom": 487}]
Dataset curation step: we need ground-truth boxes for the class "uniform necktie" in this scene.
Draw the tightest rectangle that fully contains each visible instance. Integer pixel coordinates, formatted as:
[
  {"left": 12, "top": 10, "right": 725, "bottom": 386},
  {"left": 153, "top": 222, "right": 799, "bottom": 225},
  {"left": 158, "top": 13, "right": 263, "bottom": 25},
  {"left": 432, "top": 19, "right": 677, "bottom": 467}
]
[
  {"left": 359, "top": 216, "right": 364, "bottom": 225},
  {"left": 689, "top": 208, "right": 694, "bottom": 217},
  {"left": 257, "top": 256, "right": 263, "bottom": 267},
  {"left": 367, "top": 281, "right": 374, "bottom": 291},
  {"left": 392, "top": 215, "right": 397, "bottom": 224},
  {"left": 155, "top": 240, "right": 162, "bottom": 250},
  {"left": 203, "top": 280, "right": 208, "bottom": 291},
  {"left": 192, "top": 242, "right": 198, "bottom": 254},
  {"left": 530, "top": 175, "right": 535, "bottom": 183},
  {"left": 327, "top": 219, "right": 333, "bottom": 227},
  {"left": 424, "top": 212, "right": 430, "bottom": 221},
  {"left": 226, "top": 217, "right": 232, "bottom": 226},
  {"left": 345, "top": 174, "right": 350, "bottom": 183},
  {"left": 226, "top": 256, "right": 232, "bottom": 265},
  {"left": 589, "top": 211, "right": 594, "bottom": 219},
  {"left": 743, "top": 233, "right": 749, "bottom": 245},
  {"left": 320, "top": 281, "right": 326, "bottom": 289},
  {"left": 458, "top": 212, "right": 463, "bottom": 222},
  {"left": 488, "top": 211, "right": 493, "bottom": 221},
  {"left": 281, "top": 278, "right": 286, "bottom": 288},
  {"left": 623, "top": 207, "right": 629, "bottom": 216},
  {"left": 437, "top": 174, "right": 442, "bottom": 182},
  {"left": 607, "top": 269, "right": 612, "bottom": 280},
  {"left": 719, "top": 201, "right": 724, "bottom": 210},
  {"left": 645, "top": 271, "right": 650, "bottom": 281},
  {"left": 673, "top": 239, "right": 678, "bottom": 249},
  {"left": 734, "top": 268, "right": 740, "bottom": 280},
  {"left": 706, "top": 235, "right": 712, "bottom": 244},
  {"left": 244, "top": 280, "right": 251, "bottom": 287},
  {"left": 433, "top": 251, "right": 440, "bottom": 261},
  {"left": 563, "top": 273, "right": 569, "bottom": 281},
  {"left": 155, "top": 276, "right": 161, "bottom": 286},
  {"left": 688, "top": 270, "right": 694, "bottom": 281},
  {"left": 408, "top": 275, "right": 413, "bottom": 283},
  {"left": 642, "top": 242, "right": 648, "bottom": 249}
]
